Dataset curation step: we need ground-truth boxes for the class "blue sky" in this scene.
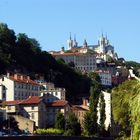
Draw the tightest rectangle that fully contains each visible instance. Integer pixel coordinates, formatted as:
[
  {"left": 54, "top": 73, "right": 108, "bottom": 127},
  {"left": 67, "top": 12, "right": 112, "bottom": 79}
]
[{"left": 0, "top": 0, "right": 140, "bottom": 62}]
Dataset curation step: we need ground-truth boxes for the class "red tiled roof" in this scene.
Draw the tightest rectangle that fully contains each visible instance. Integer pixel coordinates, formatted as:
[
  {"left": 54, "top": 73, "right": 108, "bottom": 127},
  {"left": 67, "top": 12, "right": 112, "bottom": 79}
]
[
  {"left": 0, "top": 100, "right": 24, "bottom": 105},
  {"left": 0, "top": 96, "right": 42, "bottom": 106},
  {"left": 46, "top": 100, "right": 68, "bottom": 107},
  {"left": 9, "top": 77, "right": 39, "bottom": 85},
  {"left": 21, "top": 96, "right": 41, "bottom": 104},
  {"left": 53, "top": 52, "right": 96, "bottom": 56}
]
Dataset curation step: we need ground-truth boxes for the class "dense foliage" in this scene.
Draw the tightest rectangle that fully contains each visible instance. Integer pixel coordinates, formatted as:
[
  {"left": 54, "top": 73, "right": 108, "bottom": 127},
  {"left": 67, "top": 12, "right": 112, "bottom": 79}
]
[
  {"left": 65, "top": 112, "right": 81, "bottom": 136},
  {"left": 0, "top": 22, "right": 90, "bottom": 103},
  {"left": 55, "top": 112, "right": 65, "bottom": 130},
  {"left": 112, "top": 79, "right": 140, "bottom": 139},
  {"left": 99, "top": 93, "right": 106, "bottom": 135}
]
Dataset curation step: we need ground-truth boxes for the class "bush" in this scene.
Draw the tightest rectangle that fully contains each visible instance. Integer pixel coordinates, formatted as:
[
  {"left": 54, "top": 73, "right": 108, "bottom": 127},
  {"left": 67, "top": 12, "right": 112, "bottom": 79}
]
[
  {"left": 35, "top": 128, "right": 64, "bottom": 135},
  {"left": 63, "top": 129, "right": 74, "bottom": 136}
]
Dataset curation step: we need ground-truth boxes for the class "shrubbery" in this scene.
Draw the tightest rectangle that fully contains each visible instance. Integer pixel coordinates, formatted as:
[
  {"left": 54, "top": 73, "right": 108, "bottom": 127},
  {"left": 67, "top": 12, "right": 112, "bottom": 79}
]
[{"left": 35, "top": 128, "right": 64, "bottom": 135}]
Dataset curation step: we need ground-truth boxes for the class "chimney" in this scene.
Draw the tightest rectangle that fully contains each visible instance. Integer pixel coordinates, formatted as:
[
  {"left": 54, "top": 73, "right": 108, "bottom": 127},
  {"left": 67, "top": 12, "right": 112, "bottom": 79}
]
[
  {"left": 27, "top": 76, "right": 30, "bottom": 80},
  {"left": 20, "top": 75, "right": 23, "bottom": 80},
  {"left": 7, "top": 72, "right": 10, "bottom": 78},
  {"left": 14, "top": 74, "right": 18, "bottom": 80},
  {"left": 83, "top": 98, "right": 88, "bottom": 106}
]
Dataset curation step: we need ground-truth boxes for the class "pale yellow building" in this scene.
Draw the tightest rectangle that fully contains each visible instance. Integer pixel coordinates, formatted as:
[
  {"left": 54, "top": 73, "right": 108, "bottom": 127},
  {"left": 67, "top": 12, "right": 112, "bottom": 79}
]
[{"left": 0, "top": 96, "right": 46, "bottom": 129}]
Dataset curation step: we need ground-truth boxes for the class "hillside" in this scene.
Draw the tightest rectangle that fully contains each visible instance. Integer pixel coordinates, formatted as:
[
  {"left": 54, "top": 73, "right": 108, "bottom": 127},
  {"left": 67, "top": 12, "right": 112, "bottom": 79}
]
[{"left": 0, "top": 23, "right": 90, "bottom": 103}]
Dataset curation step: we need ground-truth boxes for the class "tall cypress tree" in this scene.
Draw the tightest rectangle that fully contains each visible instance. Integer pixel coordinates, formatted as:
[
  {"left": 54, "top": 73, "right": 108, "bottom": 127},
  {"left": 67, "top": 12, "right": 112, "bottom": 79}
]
[
  {"left": 99, "top": 93, "right": 106, "bottom": 135},
  {"left": 83, "top": 72, "right": 102, "bottom": 136}
]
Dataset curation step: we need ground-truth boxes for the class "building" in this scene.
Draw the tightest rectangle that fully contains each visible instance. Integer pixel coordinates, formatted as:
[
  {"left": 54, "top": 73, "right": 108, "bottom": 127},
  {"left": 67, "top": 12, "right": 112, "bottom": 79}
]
[
  {"left": 0, "top": 73, "right": 41, "bottom": 101},
  {"left": 50, "top": 52, "right": 97, "bottom": 73},
  {"left": 46, "top": 100, "right": 71, "bottom": 127},
  {"left": 67, "top": 33, "right": 117, "bottom": 61},
  {"left": 72, "top": 99, "right": 89, "bottom": 128},
  {"left": 96, "top": 70, "right": 112, "bottom": 87},
  {"left": 0, "top": 96, "right": 46, "bottom": 129},
  {"left": 49, "top": 34, "right": 118, "bottom": 73},
  {"left": 38, "top": 82, "right": 66, "bottom": 102}
]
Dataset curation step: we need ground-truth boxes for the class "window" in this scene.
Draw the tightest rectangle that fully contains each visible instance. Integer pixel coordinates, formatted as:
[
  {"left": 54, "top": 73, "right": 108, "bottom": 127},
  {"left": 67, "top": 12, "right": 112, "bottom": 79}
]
[
  {"left": 8, "top": 106, "right": 11, "bottom": 110},
  {"left": 2, "top": 77, "right": 4, "bottom": 81},
  {"left": 31, "top": 106, "right": 34, "bottom": 110},
  {"left": 31, "top": 113, "right": 34, "bottom": 119}
]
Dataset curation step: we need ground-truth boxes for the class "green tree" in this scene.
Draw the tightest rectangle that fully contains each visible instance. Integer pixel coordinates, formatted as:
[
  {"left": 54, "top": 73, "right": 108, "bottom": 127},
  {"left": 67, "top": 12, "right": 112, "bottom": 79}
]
[
  {"left": 65, "top": 112, "right": 81, "bottom": 136},
  {"left": 83, "top": 111, "right": 94, "bottom": 136},
  {"left": 99, "top": 93, "right": 106, "bottom": 135},
  {"left": 2, "top": 116, "right": 20, "bottom": 131},
  {"left": 55, "top": 112, "right": 65, "bottom": 130},
  {"left": 112, "top": 79, "right": 140, "bottom": 139},
  {"left": 83, "top": 72, "right": 102, "bottom": 136},
  {"left": 0, "top": 22, "right": 91, "bottom": 104}
]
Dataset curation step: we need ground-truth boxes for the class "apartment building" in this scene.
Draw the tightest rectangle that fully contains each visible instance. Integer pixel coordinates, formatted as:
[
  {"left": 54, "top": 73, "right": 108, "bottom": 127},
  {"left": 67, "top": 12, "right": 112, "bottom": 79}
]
[
  {"left": 96, "top": 70, "right": 112, "bottom": 87},
  {"left": 50, "top": 51, "right": 97, "bottom": 73},
  {"left": 0, "top": 73, "right": 41, "bottom": 101}
]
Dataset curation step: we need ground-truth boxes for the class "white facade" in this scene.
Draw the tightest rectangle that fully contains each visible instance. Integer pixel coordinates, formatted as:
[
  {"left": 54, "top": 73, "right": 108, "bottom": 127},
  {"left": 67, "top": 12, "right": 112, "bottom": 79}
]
[
  {"left": 97, "top": 91, "right": 111, "bottom": 130},
  {"left": 0, "top": 74, "right": 41, "bottom": 101},
  {"left": 96, "top": 70, "right": 112, "bottom": 86},
  {"left": 66, "top": 34, "right": 117, "bottom": 61},
  {"left": 39, "top": 82, "right": 66, "bottom": 103},
  {"left": 53, "top": 53, "right": 97, "bottom": 72}
]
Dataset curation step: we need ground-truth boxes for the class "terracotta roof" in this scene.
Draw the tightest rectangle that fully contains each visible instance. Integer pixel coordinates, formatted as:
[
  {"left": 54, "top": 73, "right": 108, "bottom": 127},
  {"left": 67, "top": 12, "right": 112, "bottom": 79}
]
[
  {"left": 53, "top": 52, "right": 96, "bottom": 56},
  {"left": 0, "top": 100, "right": 24, "bottom": 105},
  {"left": 9, "top": 76, "right": 39, "bottom": 85},
  {"left": 0, "top": 96, "right": 42, "bottom": 106},
  {"left": 72, "top": 105, "right": 89, "bottom": 111},
  {"left": 46, "top": 100, "right": 68, "bottom": 107},
  {"left": 21, "top": 96, "right": 41, "bottom": 104}
]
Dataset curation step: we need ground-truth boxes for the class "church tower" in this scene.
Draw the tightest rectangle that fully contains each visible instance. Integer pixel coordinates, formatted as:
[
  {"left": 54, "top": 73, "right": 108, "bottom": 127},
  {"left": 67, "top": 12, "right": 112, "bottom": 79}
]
[
  {"left": 99, "top": 34, "right": 106, "bottom": 53},
  {"left": 73, "top": 35, "right": 78, "bottom": 47},
  {"left": 67, "top": 32, "right": 73, "bottom": 50},
  {"left": 83, "top": 39, "right": 88, "bottom": 48}
]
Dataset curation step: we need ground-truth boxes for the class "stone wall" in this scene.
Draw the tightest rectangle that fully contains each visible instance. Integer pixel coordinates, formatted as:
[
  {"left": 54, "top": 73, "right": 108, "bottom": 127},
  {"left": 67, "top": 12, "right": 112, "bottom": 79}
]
[{"left": 13, "top": 115, "right": 35, "bottom": 133}]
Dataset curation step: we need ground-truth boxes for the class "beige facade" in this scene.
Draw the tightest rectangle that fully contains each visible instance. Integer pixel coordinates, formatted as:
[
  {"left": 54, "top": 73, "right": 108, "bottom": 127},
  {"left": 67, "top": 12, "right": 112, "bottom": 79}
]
[
  {"left": 50, "top": 52, "right": 97, "bottom": 72},
  {"left": 0, "top": 96, "right": 46, "bottom": 129},
  {"left": 46, "top": 100, "right": 71, "bottom": 127}
]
